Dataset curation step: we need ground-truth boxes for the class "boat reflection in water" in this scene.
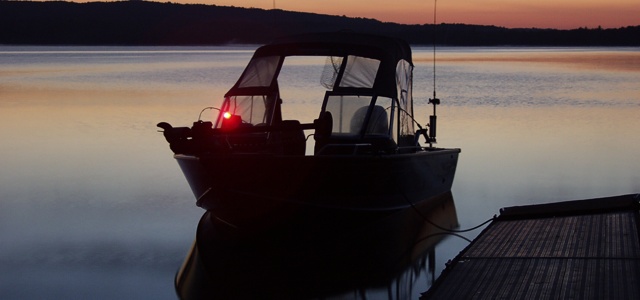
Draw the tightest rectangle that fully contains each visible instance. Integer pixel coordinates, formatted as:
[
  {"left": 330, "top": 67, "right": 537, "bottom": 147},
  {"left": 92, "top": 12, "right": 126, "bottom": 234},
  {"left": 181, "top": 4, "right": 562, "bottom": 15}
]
[{"left": 175, "top": 192, "right": 459, "bottom": 299}]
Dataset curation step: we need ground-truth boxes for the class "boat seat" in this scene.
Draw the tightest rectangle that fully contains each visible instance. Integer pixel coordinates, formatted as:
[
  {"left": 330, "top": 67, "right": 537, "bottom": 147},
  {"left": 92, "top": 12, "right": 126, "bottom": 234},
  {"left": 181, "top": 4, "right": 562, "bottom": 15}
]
[
  {"left": 277, "top": 120, "right": 306, "bottom": 155},
  {"left": 350, "top": 105, "right": 389, "bottom": 135}
]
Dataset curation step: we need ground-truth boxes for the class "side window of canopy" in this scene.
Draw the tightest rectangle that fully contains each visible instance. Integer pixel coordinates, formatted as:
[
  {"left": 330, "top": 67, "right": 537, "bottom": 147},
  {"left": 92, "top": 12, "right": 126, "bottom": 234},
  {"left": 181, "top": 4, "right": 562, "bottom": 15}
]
[
  {"left": 238, "top": 56, "right": 280, "bottom": 88},
  {"left": 338, "top": 55, "right": 380, "bottom": 89}
]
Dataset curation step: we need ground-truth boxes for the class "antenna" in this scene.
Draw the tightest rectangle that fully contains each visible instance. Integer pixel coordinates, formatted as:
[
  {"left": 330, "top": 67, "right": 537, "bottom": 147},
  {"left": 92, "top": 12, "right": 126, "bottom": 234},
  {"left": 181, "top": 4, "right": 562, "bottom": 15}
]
[
  {"left": 427, "top": 0, "right": 440, "bottom": 146},
  {"left": 432, "top": 0, "right": 437, "bottom": 97}
]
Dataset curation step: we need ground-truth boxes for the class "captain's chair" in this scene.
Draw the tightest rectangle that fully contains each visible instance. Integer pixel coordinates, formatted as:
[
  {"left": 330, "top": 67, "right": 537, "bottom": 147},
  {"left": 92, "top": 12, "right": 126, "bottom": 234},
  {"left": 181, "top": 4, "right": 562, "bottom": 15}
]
[{"left": 350, "top": 105, "right": 389, "bottom": 135}]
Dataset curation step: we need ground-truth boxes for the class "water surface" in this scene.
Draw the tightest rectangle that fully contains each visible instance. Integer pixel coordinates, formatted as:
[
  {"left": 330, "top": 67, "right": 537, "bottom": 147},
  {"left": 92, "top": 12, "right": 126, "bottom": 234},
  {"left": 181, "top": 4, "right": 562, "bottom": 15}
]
[{"left": 1, "top": 46, "right": 639, "bottom": 299}]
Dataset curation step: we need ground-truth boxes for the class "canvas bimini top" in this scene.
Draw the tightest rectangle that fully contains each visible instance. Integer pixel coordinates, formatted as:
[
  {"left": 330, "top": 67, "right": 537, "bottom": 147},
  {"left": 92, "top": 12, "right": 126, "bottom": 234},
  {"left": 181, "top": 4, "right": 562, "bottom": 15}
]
[
  {"left": 224, "top": 32, "right": 417, "bottom": 141},
  {"left": 226, "top": 32, "right": 413, "bottom": 99}
]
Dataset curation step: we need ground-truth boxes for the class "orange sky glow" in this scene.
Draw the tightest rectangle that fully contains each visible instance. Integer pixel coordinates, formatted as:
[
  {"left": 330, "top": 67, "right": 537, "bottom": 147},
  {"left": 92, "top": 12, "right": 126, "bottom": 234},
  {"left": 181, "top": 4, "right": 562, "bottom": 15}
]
[{"left": 164, "top": 0, "right": 639, "bottom": 29}]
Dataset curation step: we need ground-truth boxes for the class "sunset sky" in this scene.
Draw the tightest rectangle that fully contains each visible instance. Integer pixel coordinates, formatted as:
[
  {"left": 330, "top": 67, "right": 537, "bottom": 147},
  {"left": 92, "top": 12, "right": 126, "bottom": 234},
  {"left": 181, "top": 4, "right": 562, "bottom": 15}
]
[{"left": 165, "top": 0, "right": 639, "bottom": 29}]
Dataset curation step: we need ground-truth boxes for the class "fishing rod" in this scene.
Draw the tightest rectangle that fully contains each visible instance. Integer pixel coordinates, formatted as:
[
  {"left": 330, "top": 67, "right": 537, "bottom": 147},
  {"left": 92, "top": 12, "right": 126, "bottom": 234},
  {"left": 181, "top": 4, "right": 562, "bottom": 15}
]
[{"left": 428, "top": 0, "right": 440, "bottom": 146}]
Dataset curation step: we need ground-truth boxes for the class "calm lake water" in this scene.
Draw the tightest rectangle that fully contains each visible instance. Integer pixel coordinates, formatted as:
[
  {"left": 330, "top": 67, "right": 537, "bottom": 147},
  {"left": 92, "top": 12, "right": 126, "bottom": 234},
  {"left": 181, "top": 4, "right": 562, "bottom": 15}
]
[{"left": 1, "top": 46, "right": 639, "bottom": 299}]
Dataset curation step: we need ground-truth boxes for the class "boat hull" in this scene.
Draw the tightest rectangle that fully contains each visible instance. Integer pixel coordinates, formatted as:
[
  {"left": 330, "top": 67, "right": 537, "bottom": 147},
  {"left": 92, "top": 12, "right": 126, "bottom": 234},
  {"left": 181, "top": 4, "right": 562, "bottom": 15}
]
[{"left": 175, "top": 149, "right": 460, "bottom": 229}]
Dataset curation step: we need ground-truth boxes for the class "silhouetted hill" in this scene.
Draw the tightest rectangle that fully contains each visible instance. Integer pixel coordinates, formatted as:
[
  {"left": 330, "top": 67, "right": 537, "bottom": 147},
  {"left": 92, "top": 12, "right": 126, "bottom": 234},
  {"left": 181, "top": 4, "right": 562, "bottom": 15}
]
[{"left": 1, "top": 1, "right": 639, "bottom": 46}]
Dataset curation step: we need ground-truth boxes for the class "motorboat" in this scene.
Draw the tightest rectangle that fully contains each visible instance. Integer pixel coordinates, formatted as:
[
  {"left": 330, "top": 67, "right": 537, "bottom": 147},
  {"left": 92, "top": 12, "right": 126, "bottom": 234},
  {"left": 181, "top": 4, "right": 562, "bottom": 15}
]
[{"left": 158, "top": 32, "right": 460, "bottom": 230}]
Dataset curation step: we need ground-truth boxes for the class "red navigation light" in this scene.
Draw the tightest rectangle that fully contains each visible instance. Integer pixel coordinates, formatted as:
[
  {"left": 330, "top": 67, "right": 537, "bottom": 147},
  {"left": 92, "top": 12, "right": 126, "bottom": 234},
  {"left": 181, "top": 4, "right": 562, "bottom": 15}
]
[{"left": 221, "top": 113, "right": 242, "bottom": 131}]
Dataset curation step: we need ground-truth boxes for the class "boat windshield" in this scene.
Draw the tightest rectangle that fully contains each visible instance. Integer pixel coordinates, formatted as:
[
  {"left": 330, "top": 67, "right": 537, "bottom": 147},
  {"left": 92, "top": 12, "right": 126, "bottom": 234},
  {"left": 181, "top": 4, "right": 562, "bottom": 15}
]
[
  {"left": 323, "top": 94, "right": 395, "bottom": 139},
  {"left": 214, "top": 95, "right": 280, "bottom": 128}
]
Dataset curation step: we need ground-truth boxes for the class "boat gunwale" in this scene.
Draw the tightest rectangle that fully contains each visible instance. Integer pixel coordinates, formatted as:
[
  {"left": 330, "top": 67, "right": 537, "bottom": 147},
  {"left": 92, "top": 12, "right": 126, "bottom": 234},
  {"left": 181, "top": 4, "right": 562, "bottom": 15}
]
[{"left": 173, "top": 147, "right": 461, "bottom": 161}]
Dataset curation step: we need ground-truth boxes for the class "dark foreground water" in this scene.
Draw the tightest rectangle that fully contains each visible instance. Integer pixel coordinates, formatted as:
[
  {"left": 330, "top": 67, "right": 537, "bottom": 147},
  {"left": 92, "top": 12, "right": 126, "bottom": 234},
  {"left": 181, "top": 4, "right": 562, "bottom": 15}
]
[{"left": 1, "top": 46, "right": 639, "bottom": 299}]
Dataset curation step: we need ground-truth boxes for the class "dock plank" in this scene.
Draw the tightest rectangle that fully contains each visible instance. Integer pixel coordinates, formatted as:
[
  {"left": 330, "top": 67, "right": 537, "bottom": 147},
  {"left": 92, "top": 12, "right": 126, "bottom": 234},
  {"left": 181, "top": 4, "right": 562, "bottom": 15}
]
[{"left": 423, "top": 194, "right": 640, "bottom": 299}]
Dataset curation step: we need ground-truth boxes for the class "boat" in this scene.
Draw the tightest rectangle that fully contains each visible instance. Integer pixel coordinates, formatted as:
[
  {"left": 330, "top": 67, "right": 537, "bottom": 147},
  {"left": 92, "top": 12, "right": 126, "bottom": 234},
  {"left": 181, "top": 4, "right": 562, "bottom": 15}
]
[{"left": 157, "top": 32, "right": 461, "bottom": 230}]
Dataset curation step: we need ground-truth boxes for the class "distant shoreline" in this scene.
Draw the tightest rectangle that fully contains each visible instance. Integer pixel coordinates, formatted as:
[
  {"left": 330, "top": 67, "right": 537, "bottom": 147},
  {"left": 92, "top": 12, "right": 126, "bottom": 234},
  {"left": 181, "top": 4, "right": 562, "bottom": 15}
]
[
  {"left": 1, "top": 45, "right": 638, "bottom": 51},
  {"left": 1, "top": 1, "right": 639, "bottom": 46}
]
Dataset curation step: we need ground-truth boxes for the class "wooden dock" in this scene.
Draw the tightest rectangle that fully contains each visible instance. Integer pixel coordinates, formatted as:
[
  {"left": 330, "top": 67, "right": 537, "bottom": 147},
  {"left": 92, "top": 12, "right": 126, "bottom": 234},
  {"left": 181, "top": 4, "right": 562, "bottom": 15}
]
[{"left": 422, "top": 193, "right": 640, "bottom": 299}]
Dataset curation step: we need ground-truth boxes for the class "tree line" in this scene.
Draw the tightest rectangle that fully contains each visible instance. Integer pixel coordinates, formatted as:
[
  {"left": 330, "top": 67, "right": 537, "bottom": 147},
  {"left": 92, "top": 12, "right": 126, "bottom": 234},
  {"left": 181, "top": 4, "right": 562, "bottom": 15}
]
[{"left": 1, "top": 1, "right": 638, "bottom": 46}]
